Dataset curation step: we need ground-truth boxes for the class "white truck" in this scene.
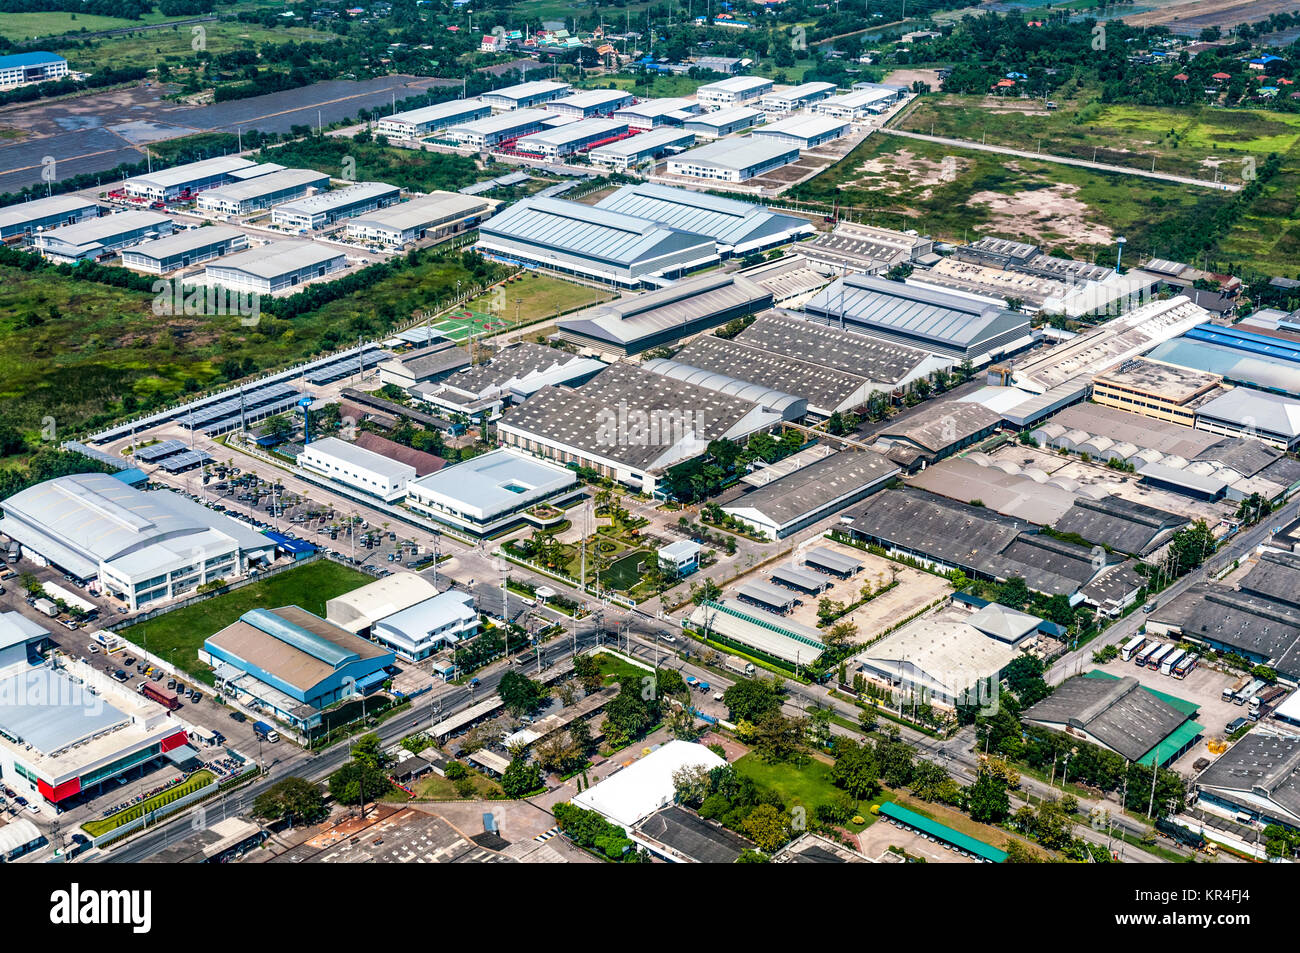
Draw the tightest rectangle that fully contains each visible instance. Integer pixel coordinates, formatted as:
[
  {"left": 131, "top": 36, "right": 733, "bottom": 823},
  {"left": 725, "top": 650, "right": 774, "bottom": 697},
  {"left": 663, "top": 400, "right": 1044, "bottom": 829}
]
[
  {"left": 33, "top": 597, "right": 58, "bottom": 618},
  {"left": 724, "top": 655, "right": 756, "bottom": 678}
]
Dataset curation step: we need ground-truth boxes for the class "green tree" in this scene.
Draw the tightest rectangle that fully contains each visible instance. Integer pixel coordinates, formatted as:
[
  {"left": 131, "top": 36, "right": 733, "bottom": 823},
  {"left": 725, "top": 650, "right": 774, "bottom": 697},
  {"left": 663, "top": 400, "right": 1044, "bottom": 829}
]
[
  {"left": 741, "top": 803, "right": 791, "bottom": 853},
  {"left": 722, "top": 677, "right": 783, "bottom": 723},
  {"left": 830, "top": 738, "right": 881, "bottom": 800},
  {"left": 498, "top": 670, "right": 546, "bottom": 717},
  {"left": 966, "top": 771, "right": 1011, "bottom": 823},
  {"left": 501, "top": 756, "right": 543, "bottom": 798},
  {"left": 252, "top": 777, "right": 327, "bottom": 828}
]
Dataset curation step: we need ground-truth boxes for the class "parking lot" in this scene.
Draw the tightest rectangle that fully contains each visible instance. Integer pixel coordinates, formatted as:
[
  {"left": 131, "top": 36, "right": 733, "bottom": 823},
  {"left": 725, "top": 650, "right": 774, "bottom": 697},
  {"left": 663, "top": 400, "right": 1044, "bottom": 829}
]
[{"left": 855, "top": 815, "right": 978, "bottom": 864}]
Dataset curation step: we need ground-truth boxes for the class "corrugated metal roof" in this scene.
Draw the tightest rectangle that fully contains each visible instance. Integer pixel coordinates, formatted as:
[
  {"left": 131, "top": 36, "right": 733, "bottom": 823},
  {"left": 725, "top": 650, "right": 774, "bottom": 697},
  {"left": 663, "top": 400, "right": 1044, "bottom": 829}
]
[
  {"left": 198, "top": 168, "right": 329, "bottom": 203},
  {"left": 517, "top": 117, "right": 626, "bottom": 148},
  {"left": 125, "top": 155, "right": 255, "bottom": 190},
  {"left": 668, "top": 136, "right": 797, "bottom": 172},
  {"left": 0, "top": 194, "right": 98, "bottom": 229},
  {"left": 121, "top": 226, "right": 245, "bottom": 260},
  {"left": 273, "top": 181, "right": 398, "bottom": 216},
  {"left": 207, "top": 240, "right": 344, "bottom": 279},
  {"left": 482, "top": 79, "right": 569, "bottom": 101},
  {"left": 448, "top": 107, "right": 553, "bottom": 136},
  {"left": 383, "top": 98, "right": 490, "bottom": 126},
  {"left": 594, "top": 182, "right": 810, "bottom": 249},
  {"left": 589, "top": 126, "right": 695, "bottom": 158}
]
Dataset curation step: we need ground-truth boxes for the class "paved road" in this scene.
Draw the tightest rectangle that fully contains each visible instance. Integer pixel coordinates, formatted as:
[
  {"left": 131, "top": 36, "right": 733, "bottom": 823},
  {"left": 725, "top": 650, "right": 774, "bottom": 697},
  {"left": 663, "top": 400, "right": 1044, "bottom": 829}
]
[{"left": 880, "top": 127, "right": 1241, "bottom": 192}]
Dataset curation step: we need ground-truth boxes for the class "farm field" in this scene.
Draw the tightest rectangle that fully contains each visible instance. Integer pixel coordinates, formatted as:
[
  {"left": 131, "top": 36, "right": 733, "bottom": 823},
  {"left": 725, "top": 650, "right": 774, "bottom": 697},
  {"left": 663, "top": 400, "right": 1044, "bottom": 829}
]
[
  {"left": 788, "top": 131, "right": 1229, "bottom": 261},
  {"left": 51, "top": 22, "right": 333, "bottom": 73},
  {"left": 260, "top": 137, "right": 492, "bottom": 195},
  {"left": 0, "top": 10, "right": 183, "bottom": 42}
]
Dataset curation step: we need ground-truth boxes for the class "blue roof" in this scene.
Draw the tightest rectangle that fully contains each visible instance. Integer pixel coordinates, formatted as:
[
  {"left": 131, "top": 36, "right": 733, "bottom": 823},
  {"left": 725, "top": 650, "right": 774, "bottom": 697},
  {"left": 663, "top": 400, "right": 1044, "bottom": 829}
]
[
  {"left": 1185, "top": 324, "right": 1300, "bottom": 366},
  {"left": 0, "top": 52, "right": 65, "bottom": 70},
  {"left": 242, "top": 607, "right": 358, "bottom": 668},
  {"left": 110, "top": 468, "right": 149, "bottom": 486},
  {"left": 262, "top": 531, "right": 317, "bottom": 555}
]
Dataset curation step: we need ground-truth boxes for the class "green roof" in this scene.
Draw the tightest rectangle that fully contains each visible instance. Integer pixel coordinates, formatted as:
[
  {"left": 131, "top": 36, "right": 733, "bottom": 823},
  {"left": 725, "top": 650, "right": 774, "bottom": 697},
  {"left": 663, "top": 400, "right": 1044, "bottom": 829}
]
[
  {"left": 878, "top": 801, "right": 1008, "bottom": 863},
  {"left": 1084, "top": 669, "right": 1199, "bottom": 717},
  {"left": 1137, "top": 719, "right": 1204, "bottom": 768}
]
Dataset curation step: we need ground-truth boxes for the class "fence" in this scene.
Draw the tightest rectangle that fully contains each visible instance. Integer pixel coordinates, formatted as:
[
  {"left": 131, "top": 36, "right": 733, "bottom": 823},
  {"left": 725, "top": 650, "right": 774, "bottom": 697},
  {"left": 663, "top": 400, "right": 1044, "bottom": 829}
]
[{"left": 90, "top": 776, "right": 218, "bottom": 850}]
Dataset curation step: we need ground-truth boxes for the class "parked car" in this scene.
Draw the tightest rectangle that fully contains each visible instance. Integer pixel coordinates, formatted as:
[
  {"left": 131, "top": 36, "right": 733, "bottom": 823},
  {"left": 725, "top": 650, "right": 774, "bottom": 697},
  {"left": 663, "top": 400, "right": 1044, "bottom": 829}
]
[
  {"left": 112, "top": 670, "right": 127, "bottom": 682},
  {"left": 229, "top": 711, "right": 247, "bottom": 723},
  {"left": 123, "top": 656, "right": 136, "bottom": 667}
]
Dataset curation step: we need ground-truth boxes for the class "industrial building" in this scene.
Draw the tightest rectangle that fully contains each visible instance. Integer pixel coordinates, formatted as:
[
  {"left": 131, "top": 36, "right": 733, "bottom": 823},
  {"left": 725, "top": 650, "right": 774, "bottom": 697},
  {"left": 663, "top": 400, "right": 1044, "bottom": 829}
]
[
  {"left": 271, "top": 181, "right": 401, "bottom": 230},
  {"left": 375, "top": 98, "right": 492, "bottom": 138},
  {"left": 480, "top": 79, "right": 571, "bottom": 111},
  {"left": 297, "top": 435, "right": 417, "bottom": 503},
  {"left": 683, "top": 106, "right": 765, "bottom": 138},
  {"left": 572, "top": 740, "right": 726, "bottom": 830},
  {"left": 695, "top": 75, "right": 773, "bottom": 108},
  {"left": 1194, "top": 387, "right": 1300, "bottom": 451},
  {"left": 814, "top": 85, "right": 900, "bottom": 120},
  {"left": 589, "top": 127, "right": 696, "bottom": 171},
  {"left": 543, "top": 88, "right": 634, "bottom": 119},
  {"left": 498, "top": 361, "right": 800, "bottom": 494},
  {"left": 123, "top": 155, "right": 258, "bottom": 202},
  {"left": 475, "top": 196, "right": 718, "bottom": 287},
  {"left": 593, "top": 183, "right": 814, "bottom": 256},
  {"left": 204, "top": 240, "right": 347, "bottom": 293},
  {"left": 325, "top": 572, "right": 440, "bottom": 636},
  {"left": 752, "top": 114, "right": 849, "bottom": 149},
  {"left": 553, "top": 271, "right": 772, "bottom": 356},
  {"left": 1091, "top": 359, "right": 1225, "bottom": 427},
  {"left": 1022, "top": 672, "right": 1203, "bottom": 768},
  {"left": 377, "top": 345, "right": 471, "bottom": 389},
  {"left": 0, "top": 195, "right": 100, "bottom": 241},
  {"left": 758, "top": 81, "right": 837, "bottom": 113},
  {"left": 804, "top": 274, "right": 1034, "bottom": 365},
  {"left": 404, "top": 447, "right": 578, "bottom": 534},
  {"left": 613, "top": 97, "right": 701, "bottom": 130},
  {"left": 119, "top": 226, "right": 248, "bottom": 274},
  {"left": 665, "top": 137, "right": 800, "bottom": 183},
  {"left": 687, "top": 599, "right": 825, "bottom": 666},
  {"left": 721, "top": 450, "right": 899, "bottom": 539},
  {"left": 0, "top": 51, "right": 69, "bottom": 87},
  {"left": 415, "top": 342, "right": 604, "bottom": 417},
  {"left": 871, "top": 400, "right": 1003, "bottom": 470},
  {"left": 854, "top": 601, "right": 1039, "bottom": 707},
  {"left": 1194, "top": 733, "right": 1300, "bottom": 830},
  {"left": 369, "top": 590, "right": 479, "bottom": 661},
  {"left": 344, "top": 192, "right": 493, "bottom": 247},
  {"left": 0, "top": 472, "right": 274, "bottom": 609},
  {"left": 1051, "top": 496, "right": 1186, "bottom": 557},
  {"left": 203, "top": 606, "right": 395, "bottom": 729},
  {"left": 515, "top": 118, "right": 629, "bottom": 159},
  {"left": 196, "top": 168, "right": 331, "bottom": 216},
  {"left": 799, "top": 221, "right": 935, "bottom": 275},
  {"left": 33, "top": 210, "right": 173, "bottom": 263},
  {"left": 446, "top": 108, "right": 553, "bottom": 148}
]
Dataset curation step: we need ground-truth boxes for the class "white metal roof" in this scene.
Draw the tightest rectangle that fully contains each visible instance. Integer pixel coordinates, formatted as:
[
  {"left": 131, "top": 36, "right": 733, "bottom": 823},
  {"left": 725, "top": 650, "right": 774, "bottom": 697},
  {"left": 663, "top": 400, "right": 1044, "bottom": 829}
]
[
  {"left": 207, "top": 240, "right": 344, "bottom": 279},
  {"left": 125, "top": 155, "right": 255, "bottom": 190},
  {"left": 571, "top": 740, "right": 726, "bottom": 827}
]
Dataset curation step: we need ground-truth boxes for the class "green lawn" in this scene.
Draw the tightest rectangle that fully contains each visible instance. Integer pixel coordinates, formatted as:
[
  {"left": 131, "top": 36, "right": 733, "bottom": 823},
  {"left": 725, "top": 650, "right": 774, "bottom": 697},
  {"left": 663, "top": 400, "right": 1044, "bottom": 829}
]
[
  {"left": 404, "top": 771, "right": 503, "bottom": 800},
  {"left": 0, "top": 10, "right": 184, "bottom": 42},
  {"left": 461, "top": 272, "right": 612, "bottom": 329},
  {"left": 81, "top": 770, "right": 215, "bottom": 838},
  {"left": 734, "top": 753, "right": 874, "bottom": 831},
  {"left": 118, "top": 561, "right": 372, "bottom": 684},
  {"left": 53, "top": 22, "right": 332, "bottom": 73}
]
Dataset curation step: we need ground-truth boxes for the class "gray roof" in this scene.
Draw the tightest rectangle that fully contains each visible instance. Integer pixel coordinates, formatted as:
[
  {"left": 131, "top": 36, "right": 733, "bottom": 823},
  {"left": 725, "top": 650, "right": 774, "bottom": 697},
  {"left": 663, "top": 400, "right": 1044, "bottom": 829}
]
[
  {"left": 735, "top": 311, "right": 930, "bottom": 384},
  {"left": 804, "top": 546, "right": 862, "bottom": 575},
  {"left": 1150, "top": 583, "right": 1300, "bottom": 673},
  {"left": 198, "top": 168, "right": 329, "bottom": 204},
  {"left": 389, "top": 344, "right": 472, "bottom": 378},
  {"left": 738, "top": 580, "right": 799, "bottom": 609},
  {"left": 0, "top": 194, "right": 99, "bottom": 229},
  {"left": 347, "top": 193, "right": 489, "bottom": 232},
  {"left": 877, "top": 400, "right": 1001, "bottom": 454},
  {"left": 448, "top": 107, "right": 553, "bottom": 136},
  {"left": 771, "top": 565, "right": 832, "bottom": 593},
  {"left": 589, "top": 127, "right": 695, "bottom": 159},
  {"left": 726, "top": 451, "right": 898, "bottom": 526},
  {"left": 1195, "top": 733, "right": 1300, "bottom": 823},
  {"left": 0, "top": 667, "right": 130, "bottom": 755},
  {"left": 804, "top": 274, "right": 1031, "bottom": 356},
  {"left": 753, "top": 114, "right": 847, "bottom": 140},
  {"left": 1052, "top": 496, "right": 1186, "bottom": 556},
  {"left": 121, "top": 226, "right": 245, "bottom": 261},
  {"left": 482, "top": 80, "right": 569, "bottom": 101},
  {"left": 1079, "top": 563, "right": 1145, "bottom": 607},
  {"left": 125, "top": 155, "right": 254, "bottom": 190},
  {"left": 669, "top": 136, "right": 797, "bottom": 172},
  {"left": 1197, "top": 387, "right": 1300, "bottom": 439},
  {"left": 1193, "top": 436, "right": 1283, "bottom": 478},
  {"left": 670, "top": 335, "right": 869, "bottom": 412},
  {"left": 517, "top": 117, "right": 627, "bottom": 149},
  {"left": 206, "top": 240, "right": 344, "bottom": 279},
  {"left": 634, "top": 806, "right": 752, "bottom": 863},
  {"left": 382, "top": 98, "right": 491, "bottom": 126},
  {"left": 1022, "top": 675, "right": 1191, "bottom": 762},
  {"left": 480, "top": 196, "right": 714, "bottom": 267},
  {"left": 39, "top": 210, "right": 170, "bottom": 246},
  {"left": 594, "top": 183, "right": 811, "bottom": 251},
  {"left": 1239, "top": 550, "right": 1300, "bottom": 604},
  {"left": 273, "top": 181, "right": 399, "bottom": 216}
]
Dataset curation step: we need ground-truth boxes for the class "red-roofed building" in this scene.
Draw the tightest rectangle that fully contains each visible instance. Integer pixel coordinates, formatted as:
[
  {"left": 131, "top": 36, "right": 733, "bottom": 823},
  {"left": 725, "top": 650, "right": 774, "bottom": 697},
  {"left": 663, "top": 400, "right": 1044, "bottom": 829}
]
[
  {"left": 353, "top": 431, "right": 447, "bottom": 476},
  {"left": 1212, "top": 72, "right": 1231, "bottom": 81},
  {"left": 1173, "top": 73, "right": 1189, "bottom": 82}
]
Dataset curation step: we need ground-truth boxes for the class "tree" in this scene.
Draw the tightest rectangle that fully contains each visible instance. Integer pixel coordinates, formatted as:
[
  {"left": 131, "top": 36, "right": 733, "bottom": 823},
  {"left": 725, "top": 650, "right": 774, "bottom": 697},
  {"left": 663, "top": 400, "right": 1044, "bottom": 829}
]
[
  {"left": 501, "top": 756, "right": 543, "bottom": 798},
  {"left": 252, "top": 777, "right": 327, "bottom": 828},
  {"left": 690, "top": 578, "right": 722, "bottom": 606},
  {"left": 722, "top": 677, "right": 783, "bottom": 723},
  {"left": 328, "top": 733, "right": 391, "bottom": 808},
  {"left": 750, "top": 711, "right": 808, "bottom": 764},
  {"left": 997, "top": 576, "right": 1030, "bottom": 609},
  {"left": 967, "top": 771, "right": 1011, "bottom": 823},
  {"left": 1004, "top": 839, "right": 1044, "bottom": 863},
  {"left": 875, "top": 736, "right": 916, "bottom": 789},
  {"left": 572, "top": 654, "right": 604, "bottom": 693},
  {"left": 908, "top": 760, "right": 951, "bottom": 803},
  {"left": 823, "top": 619, "right": 858, "bottom": 651},
  {"left": 498, "top": 670, "right": 546, "bottom": 717},
  {"left": 741, "top": 803, "right": 791, "bottom": 853},
  {"left": 673, "top": 763, "right": 713, "bottom": 808},
  {"left": 830, "top": 738, "right": 881, "bottom": 800}
]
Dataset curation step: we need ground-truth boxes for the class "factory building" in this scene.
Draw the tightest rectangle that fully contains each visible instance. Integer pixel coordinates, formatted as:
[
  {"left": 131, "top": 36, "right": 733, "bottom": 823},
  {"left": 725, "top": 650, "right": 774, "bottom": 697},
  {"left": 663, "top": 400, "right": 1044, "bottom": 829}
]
[
  {"left": 120, "top": 226, "right": 248, "bottom": 274},
  {"left": 345, "top": 192, "right": 493, "bottom": 246},
  {"left": 665, "top": 137, "right": 800, "bottom": 183},
  {"left": 123, "top": 155, "right": 258, "bottom": 202},
  {"left": 375, "top": 98, "right": 492, "bottom": 138},
  {"left": 196, "top": 169, "right": 331, "bottom": 216},
  {"left": 480, "top": 80, "right": 571, "bottom": 111},
  {"left": 271, "top": 181, "right": 401, "bottom": 230},
  {"left": 32, "top": 210, "right": 174, "bottom": 263},
  {"left": 0, "top": 195, "right": 100, "bottom": 241},
  {"left": 204, "top": 240, "right": 347, "bottom": 294}
]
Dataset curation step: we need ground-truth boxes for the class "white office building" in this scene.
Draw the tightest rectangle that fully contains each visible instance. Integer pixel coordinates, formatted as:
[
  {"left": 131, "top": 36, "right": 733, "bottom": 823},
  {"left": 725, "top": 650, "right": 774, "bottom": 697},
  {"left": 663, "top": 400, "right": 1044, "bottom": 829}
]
[
  {"left": 196, "top": 169, "right": 331, "bottom": 216},
  {"left": 370, "top": 590, "right": 479, "bottom": 661},
  {"left": 0, "top": 52, "right": 69, "bottom": 88},
  {"left": 695, "top": 75, "right": 774, "bottom": 109},
  {"left": 297, "top": 436, "right": 417, "bottom": 503},
  {"left": 271, "top": 182, "right": 401, "bottom": 230},
  {"left": 375, "top": 99, "right": 491, "bottom": 138},
  {"left": 405, "top": 448, "right": 578, "bottom": 534}
]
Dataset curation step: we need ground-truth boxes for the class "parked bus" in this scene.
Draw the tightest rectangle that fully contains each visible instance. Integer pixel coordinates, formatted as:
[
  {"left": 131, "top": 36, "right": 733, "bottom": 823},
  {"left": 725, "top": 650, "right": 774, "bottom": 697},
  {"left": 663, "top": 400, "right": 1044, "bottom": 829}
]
[
  {"left": 1160, "top": 648, "right": 1186, "bottom": 677},
  {"left": 1121, "top": 635, "right": 1147, "bottom": 662},
  {"left": 1145, "top": 644, "right": 1174, "bottom": 671},
  {"left": 1134, "top": 642, "right": 1162, "bottom": 667},
  {"left": 1172, "top": 654, "right": 1198, "bottom": 679}
]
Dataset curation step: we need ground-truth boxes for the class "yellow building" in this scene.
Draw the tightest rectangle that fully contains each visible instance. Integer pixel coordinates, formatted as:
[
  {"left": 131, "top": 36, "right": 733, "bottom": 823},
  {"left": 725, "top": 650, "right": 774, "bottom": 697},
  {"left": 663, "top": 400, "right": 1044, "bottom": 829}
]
[{"left": 1092, "top": 359, "right": 1224, "bottom": 427}]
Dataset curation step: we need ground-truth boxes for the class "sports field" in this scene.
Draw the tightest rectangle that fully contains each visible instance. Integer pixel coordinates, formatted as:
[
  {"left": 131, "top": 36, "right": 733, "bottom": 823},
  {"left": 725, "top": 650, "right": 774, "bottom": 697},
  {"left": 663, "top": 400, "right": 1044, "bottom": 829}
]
[{"left": 445, "top": 273, "right": 613, "bottom": 340}]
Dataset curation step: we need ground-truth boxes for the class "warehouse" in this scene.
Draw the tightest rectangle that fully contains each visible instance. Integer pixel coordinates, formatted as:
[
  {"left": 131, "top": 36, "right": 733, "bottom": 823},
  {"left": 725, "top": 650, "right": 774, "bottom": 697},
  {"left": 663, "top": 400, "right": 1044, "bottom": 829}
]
[
  {"left": 1022, "top": 673, "right": 1202, "bottom": 768},
  {"left": 589, "top": 127, "right": 696, "bottom": 171},
  {"left": 204, "top": 606, "right": 394, "bottom": 729},
  {"left": 572, "top": 741, "right": 726, "bottom": 830},
  {"left": 758, "top": 81, "right": 837, "bottom": 113},
  {"left": 1051, "top": 496, "right": 1186, "bottom": 557},
  {"left": 33, "top": 210, "right": 173, "bottom": 263},
  {"left": 814, "top": 86, "right": 898, "bottom": 120},
  {"left": 683, "top": 106, "right": 765, "bottom": 138},
  {"left": 1092, "top": 359, "right": 1225, "bottom": 428},
  {"left": 405, "top": 447, "right": 578, "bottom": 534},
  {"left": 665, "top": 137, "right": 800, "bottom": 183},
  {"left": 345, "top": 192, "right": 494, "bottom": 247},
  {"left": 800, "top": 221, "right": 935, "bottom": 275},
  {"left": 1145, "top": 335, "right": 1300, "bottom": 399},
  {"left": 0, "top": 472, "right": 273, "bottom": 608},
  {"left": 416, "top": 341, "right": 603, "bottom": 417},
  {"left": 853, "top": 602, "right": 1036, "bottom": 707},
  {"left": 480, "top": 79, "right": 571, "bottom": 111},
  {"left": 614, "top": 97, "right": 701, "bottom": 130},
  {"left": 1195, "top": 733, "right": 1300, "bottom": 830},
  {"left": 752, "top": 114, "right": 849, "bottom": 149},
  {"left": 123, "top": 155, "right": 258, "bottom": 201},
  {"left": 872, "top": 400, "right": 1003, "bottom": 470},
  {"left": 543, "top": 88, "right": 634, "bottom": 119},
  {"left": 554, "top": 272, "right": 772, "bottom": 357},
  {"left": 498, "top": 361, "right": 795, "bottom": 493},
  {"left": 475, "top": 196, "right": 717, "bottom": 287},
  {"left": 297, "top": 435, "right": 417, "bottom": 503},
  {"left": 695, "top": 75, "right": 774, "bottom": 109},
  {"left": 120, "top": 225, "right": 248, "bottom": 274},
  {"left": 0, "top": 194, "right": 100, "bottom": 241},
  {"left": 1195, "top": 387, "right": 1300, "bottom": 451},
  {"left": 196, "top": 168, "right": 331, "bottom": 216},
  {"left": 325, "top": 572, "right": 439, "bottom": 636},
  {"left": 721, "top": 450, "right": 899, "bottom": 539},
  {"left": 687, "top": 599, "right": 825, "bottom": 666},
  {"left": 804, "top": 274, "right": 1034, "bottom": 365},
  {"left": 369, "top": 590, "right": 479, "bottom": 661},
  {"left": 446, "top": 108, "right": 552, "bottom": 148},
  {"left": 594, "top": 183, "right": 813, "bottom": 256},
  {"left": 1146, "top": 580, "right": 1300, "bottom": 677},
  {"left": 204, "top": 240, "right": 346, "bottom": 293},
  {"left": 0, "top": 51, "right": 68, "bottom": 87},
  {"left": 515, "top": 118, "right": 629, "bottom": 159},
  {"left": 271, "top": 181, "right": 401, "bottom": 230},
  {"left": 375, "top": 98, "right": 491, "bottom": 138}
]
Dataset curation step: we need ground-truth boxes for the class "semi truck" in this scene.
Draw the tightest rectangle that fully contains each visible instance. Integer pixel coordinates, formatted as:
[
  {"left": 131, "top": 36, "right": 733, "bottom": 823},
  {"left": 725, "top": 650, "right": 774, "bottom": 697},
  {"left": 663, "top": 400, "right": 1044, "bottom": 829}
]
[
  {"left": 141, "top": 683, "right": 180, "bottom": 711},
  {"left": 724, "top": 655, "right": 756, "bottom": 678},
  {"left": 253, "top": 720, "right": 279, "bottom": 743},
  {"left": 1236, "top": 678, "right": 1266, "bottom": 706},
  {"left": 1223, "top": 676, "right": 1249, "bottom": 702}
]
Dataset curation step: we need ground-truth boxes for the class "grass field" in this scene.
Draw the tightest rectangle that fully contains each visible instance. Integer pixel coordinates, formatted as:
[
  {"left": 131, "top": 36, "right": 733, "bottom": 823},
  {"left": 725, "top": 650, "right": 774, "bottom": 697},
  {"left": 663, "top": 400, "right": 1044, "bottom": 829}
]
[
  {"left": 404, "top": 771, "right": 503, "bottom": 800},
  {"left": 0, "top": 251, "right": 496, "bottom": 439},
  {"left": 585, "top": 73, "right": 707, "bottom": 98},
  {"left": 52, "top": 22, "right": 332, "bottom": 73},
  {"left": 261, "top": 138, "right": 494, "bottom": 195},
  {"left": 789, "top": 132, "right": 1231, "bottom": 260},
  {"left": 0, "top": 10, "right": 184, "bottom": 42},
  {"left": 117, "top": 561, "right": 372, "bottom": 684},
  {"left": 734, "top": 753, "right": 873, "bottom": 832},
  {"left": 459, "top": 272, "right": 612, "bottom": 331}
]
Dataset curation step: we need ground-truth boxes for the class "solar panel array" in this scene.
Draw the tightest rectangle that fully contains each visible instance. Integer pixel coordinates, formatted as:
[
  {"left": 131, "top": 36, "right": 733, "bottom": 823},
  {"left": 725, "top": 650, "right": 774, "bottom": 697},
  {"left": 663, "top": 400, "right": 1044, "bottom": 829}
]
[
  {"left": 305, "top": 348, "right": 386, "bottom": 385},
  {"left": 133, "top": 439, "right": 189, "bottom": 462},
  {"left": 62, "top": 441, "right": 130, "bottom": 471},
  {"left": 158, "top": 449, "right": 213, "bottom": 472},
  {"left": 180, "top": 382, "right": 300, "bottom": 430}
]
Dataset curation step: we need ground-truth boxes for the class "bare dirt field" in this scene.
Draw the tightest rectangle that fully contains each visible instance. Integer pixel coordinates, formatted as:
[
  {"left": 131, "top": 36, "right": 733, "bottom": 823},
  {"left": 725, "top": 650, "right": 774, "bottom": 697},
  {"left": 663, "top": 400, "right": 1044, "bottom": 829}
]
[
  {"left": 851, "top": 146, "right": 971, "bottom": 200},
  {"left": 883, "top": 68, "right": 946, "bottom": 91},
  {"left": 1122, "top": 0, "right": 1300, "bottom": 31},
  {"left": 965, "top": 182, "right": 1115, "bottom": 245}
]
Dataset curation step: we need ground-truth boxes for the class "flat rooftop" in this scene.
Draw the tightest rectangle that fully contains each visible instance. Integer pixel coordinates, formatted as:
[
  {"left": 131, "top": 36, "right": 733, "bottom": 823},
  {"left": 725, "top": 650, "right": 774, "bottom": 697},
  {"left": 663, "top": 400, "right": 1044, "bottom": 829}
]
[
  {"left": 123, "top": 225, "right": 245, "bottom": 259},
  {"left": 669, "top": 136, "right": 796, "bottom": 171},
  {"left": 409, "top": 447, "right": 576, "bottom": 520},
  {"left": 1094, "top": 358, "right": 1223, "bottom": 401},
  {"left": 208, "top": 240, "right": 343, "bottom": 278},
  {"left": 274, "top": 181, "right": 399, "bottom": 215}
]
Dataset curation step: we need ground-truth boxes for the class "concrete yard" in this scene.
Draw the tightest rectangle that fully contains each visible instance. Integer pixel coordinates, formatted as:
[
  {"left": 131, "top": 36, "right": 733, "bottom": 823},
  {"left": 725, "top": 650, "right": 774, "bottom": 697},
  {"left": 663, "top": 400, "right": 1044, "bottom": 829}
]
[{"left": 854, "top": 815, "right": 977, "bottom": 863}]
